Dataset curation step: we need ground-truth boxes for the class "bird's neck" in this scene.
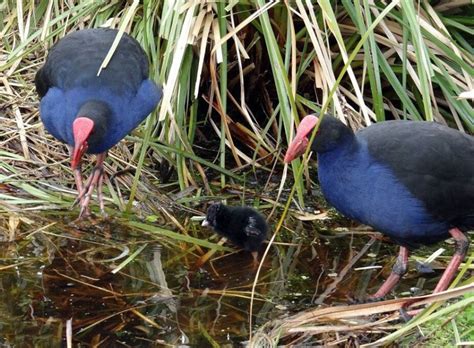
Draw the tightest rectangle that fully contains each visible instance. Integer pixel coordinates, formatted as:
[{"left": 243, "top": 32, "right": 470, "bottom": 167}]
[
  {"left": 314, "top": 134, "right": 357, "bottom": 157},
  {"left": 76, "top": 100, "right": 111, "bottom": 147}
]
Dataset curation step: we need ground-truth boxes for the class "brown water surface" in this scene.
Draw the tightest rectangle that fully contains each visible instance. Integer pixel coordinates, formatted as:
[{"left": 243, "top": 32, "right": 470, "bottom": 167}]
[{"left": 0, "top": 211, "right": 447, "bottom": 346}]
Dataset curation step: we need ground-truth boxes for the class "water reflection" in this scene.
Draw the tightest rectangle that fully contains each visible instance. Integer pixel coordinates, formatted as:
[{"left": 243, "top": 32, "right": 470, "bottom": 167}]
[{"left": 0, "top": 213, "right": 441, "bottom": 346}]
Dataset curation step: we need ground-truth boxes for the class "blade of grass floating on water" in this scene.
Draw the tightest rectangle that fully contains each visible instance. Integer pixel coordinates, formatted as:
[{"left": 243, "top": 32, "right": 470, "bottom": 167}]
[
  {"left": 111, "top": 243, "right": 147, "bottom": 274},
  {"left": 0, "top": 261, "right": 33, "bottom": 271},
  {"left": 193, "top": 237, "right": 227, "bottom": 269},
  {"left": 128, "top": 221, "right": 232, "bottom": 251},
  {"left": 77, "top": 304, "right": 151, "bottom": 334},
  {"left": 130, "top": 308, "right": 162, "bottom": 329},
  {"left": 198, "top": 321, "right": 220, "bottom": 348}
]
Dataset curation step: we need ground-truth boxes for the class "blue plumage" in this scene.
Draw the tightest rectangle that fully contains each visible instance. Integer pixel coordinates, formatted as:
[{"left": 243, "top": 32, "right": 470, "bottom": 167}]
[
  {"left": 40, "top": 79, "right": 161, "bottom": 153},
  {"left": 318, "top": 138, "right": 449, "bottom": 247}
]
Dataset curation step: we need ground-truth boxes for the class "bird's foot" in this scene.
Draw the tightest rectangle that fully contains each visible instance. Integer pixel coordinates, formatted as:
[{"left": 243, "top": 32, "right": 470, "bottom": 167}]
[
  {"left": 71, "top": 168, "right": 90, "bottom": 217},
  {"left": 367, "top": 246, "right": 409, "bottom": 299},
  {"left": 433, "top": 228, "right": 468, "bottom": 293},
  {"left": 79, "top": 200, "right": 93, "bottom": 218},
  {"left": 399, "top": 307, "right": 414, "bottom": 322},
  {"left": 415, "top": 261, "right": 435, "bottom": 274},
  {"left": 78, "top": 165, "right": 104, "bottom": 218},
  {"left": 72, "top": 153, "right": 107, "bottom": 219},
  {"left": 251, "top": 251, "right": 259, "bottom": 270},
  {"left": 347, "top": 294, "right": 384, "bottom": 305}
]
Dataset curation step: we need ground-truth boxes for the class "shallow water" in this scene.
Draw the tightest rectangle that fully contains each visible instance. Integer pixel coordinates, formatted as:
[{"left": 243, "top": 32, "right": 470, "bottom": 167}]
[{"left": 0, "top": 211, "right": 454, "bottom": 346}]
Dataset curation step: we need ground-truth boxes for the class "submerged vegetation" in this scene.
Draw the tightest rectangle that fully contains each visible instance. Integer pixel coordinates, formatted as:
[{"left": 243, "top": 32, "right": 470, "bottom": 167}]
[{"left": 0, "top": 0, "right": 473, "bottom": 346}]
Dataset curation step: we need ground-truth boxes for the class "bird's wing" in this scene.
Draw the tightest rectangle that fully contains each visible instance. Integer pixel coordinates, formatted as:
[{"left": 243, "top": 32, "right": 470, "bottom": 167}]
[
  {"left": 244, "top": 216, "right": 262, "bottom": 236},
  {"left": 36, "top": 28, "right": 149, "bottom": 95},
  {"left": 35, "top": 67, "right": 51, "bottom": 98},
  {"left": 361, "top": 121, "right": 474, "bottom": 226}
]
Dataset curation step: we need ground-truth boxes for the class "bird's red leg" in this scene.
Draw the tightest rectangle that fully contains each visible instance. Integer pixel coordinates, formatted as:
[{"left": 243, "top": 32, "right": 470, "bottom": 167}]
[
  {"left": 370, "top": 246, "right": 409, "bottom": 299},
  {"left": 251, "top": 251, "right": 259, "bottom": 269},
  {"left": 69, "top": 145, "right": 87, "bottom": 209},
  {"left": 78, "top": 152, "right": 107, "bottom": 217},
  {"left": 97, "top": 168, "right": 106, "bottom": 216},
  {"left": 433, "top": 228, "right": 469, "bottom": 293},
  {"left": 73, "top": 168, "right": 84, "bottom": 195}
]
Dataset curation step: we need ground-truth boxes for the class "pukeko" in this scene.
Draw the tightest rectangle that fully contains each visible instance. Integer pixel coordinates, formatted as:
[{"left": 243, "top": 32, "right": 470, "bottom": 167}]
[
  {"left": 202, "top": 203, "right": 268, "bottom": 261},
  {"left": 284, "top": 114, "right": 473, "bottom": 299},
  {"left": 35, "top": 28, "right": 161, "bottom": 217}
]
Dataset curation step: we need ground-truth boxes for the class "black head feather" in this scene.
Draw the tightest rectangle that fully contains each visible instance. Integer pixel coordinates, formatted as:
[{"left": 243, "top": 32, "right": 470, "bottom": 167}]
[
  {"left": 202, "top": 203, "right": 221, "bottom": 229},
  {"left": 310, "top": 115, "right": 355, "bottom": 154}
]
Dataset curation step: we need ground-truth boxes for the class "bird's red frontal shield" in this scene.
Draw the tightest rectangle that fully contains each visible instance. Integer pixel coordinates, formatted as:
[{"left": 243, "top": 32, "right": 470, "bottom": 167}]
[
  {"left": 284, "top": 115, "right": 319, "bottom": 163},
  {"left": 71, "top": 117, "right": 94, "bottom": 169}
]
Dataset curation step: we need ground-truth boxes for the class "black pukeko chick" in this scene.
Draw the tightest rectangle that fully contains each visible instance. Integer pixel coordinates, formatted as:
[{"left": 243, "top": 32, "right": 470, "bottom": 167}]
[
  {"left": 285, "top": 114, "right": 473, "bottom": 299},
  {"left": 35, "top": 28, "right": 162, "bottom": 217},
  {"left": 202, "top": 203, "right": 268, "bottom": 261}
]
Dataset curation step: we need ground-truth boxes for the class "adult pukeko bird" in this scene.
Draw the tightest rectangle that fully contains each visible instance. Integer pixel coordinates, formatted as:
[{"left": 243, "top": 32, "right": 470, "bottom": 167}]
[
  {"left": 35, "top": 28, "right": 161, "bottom": 217},
  {"left": 284, "top": 114, "right": 473, "bottom": 299},
  {"left": 202, "top": 203, "right": 268, "bottom": 261}
]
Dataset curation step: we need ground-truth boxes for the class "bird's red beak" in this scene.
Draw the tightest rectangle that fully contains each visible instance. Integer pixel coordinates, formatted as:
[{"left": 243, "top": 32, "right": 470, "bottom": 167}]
[
  {"left": 71, "top": 117, "right": 94, "bottom": 169},
  {"left": 284, "top": 115, "right": 319, "bottom": 163}
]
